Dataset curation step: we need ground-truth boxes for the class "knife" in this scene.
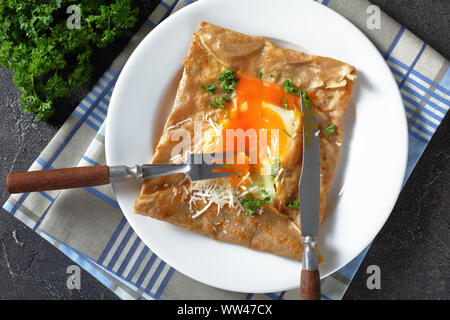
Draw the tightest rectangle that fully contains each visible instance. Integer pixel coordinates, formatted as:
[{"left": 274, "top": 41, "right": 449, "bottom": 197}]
[{"left": 298, "top": 98, "right": 321, "bottom": 300}]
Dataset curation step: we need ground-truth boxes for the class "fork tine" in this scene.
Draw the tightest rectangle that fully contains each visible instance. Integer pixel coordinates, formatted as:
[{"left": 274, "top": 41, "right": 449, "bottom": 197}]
[
  {"left": 208, "top": 163, "right": 226, "bottom": 170},
  {"left": 207, "top": 171, "right": 236, "bottom": 179},
  {"left": 209, "top": 153, "right": 237, "bottom": 160},
  {"left": 189, "top": 170, "right": 234, "bottom": 181},
  {"left": 207, "top": 163, "right": 237, "bottom": 179},
  {"left": 198, "top": 153, "right": 234, "bottom": 164},
  {"left": 186, "top": 162, "right": 237, "bottom": 181},
  {"left": 189, "top": 153, "right": 253, "bottom": 164}
]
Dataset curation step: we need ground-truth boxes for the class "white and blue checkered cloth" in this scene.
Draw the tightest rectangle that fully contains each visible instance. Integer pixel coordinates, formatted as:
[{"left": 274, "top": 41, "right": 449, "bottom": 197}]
[{"left": 3, "top": 0, "right": 449, "bottom": 300}]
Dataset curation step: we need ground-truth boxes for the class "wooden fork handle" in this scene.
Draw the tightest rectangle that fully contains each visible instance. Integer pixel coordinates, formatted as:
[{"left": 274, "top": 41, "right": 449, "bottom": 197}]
[
  {"left": 6, "top": 166, "right": 110, "bottom": 194},
  {"left": 300, "top": 269, "right": 321, "bottom": 300}
]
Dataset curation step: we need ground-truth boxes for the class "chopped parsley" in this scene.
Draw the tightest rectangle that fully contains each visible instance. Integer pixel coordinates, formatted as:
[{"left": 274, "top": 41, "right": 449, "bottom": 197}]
[
  {"left": 211, "top": 96, "right": 231, "bottom": 109},
  {"left": 287, "top": 200, "right": 300, "bottom": 209},
  {"left": 258, "top": 72, "right": 263, "bottom": 79},
  {"left": 200, "top": 83, "right": 217, "bottom": 95},
  {"left": 278, "top": 95, "right": 289, "bottom": 109},
  {"left": 242, "top": 194, "right": 271, "bottom": 216},
  {"left": 282, "top": 79, "right": 312, "bottom": 107},
  {"left": 282, "top": 128, "right": 292, "bottom": 138},
  {"left": 271, "top": 159, "right": 280, "bottom": 178},
  {"left": 327, "top": 95, "right": 333, "bottom": 99},
  {"left": 324, "top": 124, "right": 336, "bottom": 134},
  {"left": 212, "top": 68, "right": 238, "bottom": 113},
  {"left": 218, "top": 68, "right": 239, "bottom": 93},
  {"left": 282, "top": 79, "right": 300, "bottom": 95},
  {"left": 301, "top": 90, "right": 312, "bottom": 107},
  {"left": 270, "top": 74, "right": 274, "bottom": 78}
]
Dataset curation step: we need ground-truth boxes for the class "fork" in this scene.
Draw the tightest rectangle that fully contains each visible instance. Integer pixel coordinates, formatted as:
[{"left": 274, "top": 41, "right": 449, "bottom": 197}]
[{"left": 6, "top": 153, "right": 235, "bottom": 194}]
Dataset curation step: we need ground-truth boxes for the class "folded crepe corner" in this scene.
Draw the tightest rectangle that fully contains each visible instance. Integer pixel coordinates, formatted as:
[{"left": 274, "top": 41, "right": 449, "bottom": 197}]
[{"left": 134, "top": 22, "right": 356, "bottom": 262}]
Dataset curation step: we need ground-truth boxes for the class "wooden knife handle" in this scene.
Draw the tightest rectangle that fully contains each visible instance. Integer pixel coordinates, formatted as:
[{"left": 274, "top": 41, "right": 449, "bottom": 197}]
[
  {"left": 300, "top": 269, "right": 321, "bottom": 300},
  {"left": 6, "top": 166, "right": 110, "bottom": 194}
]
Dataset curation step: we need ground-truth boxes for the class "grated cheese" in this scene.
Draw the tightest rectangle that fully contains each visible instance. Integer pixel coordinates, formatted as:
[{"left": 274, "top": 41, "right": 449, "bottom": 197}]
[
  {"left": 192, "top": 200, "right": 213, "bottom": 218},
  {"left": 183, "top": 178, "right": 249, "bottom": 218},
  {"left": 208, "top": 118, "right": 222, "bottom": 137},
  {"left": 178, "top": 176, "right": 188, "bottom": 185},
  {"left": 166, "top": 118, "right": 192, "bottom": 131},
  {"left": 236, "top": 172, "right": 250, "bottom": 187},
  {"left": 274, "top": 168, "right": 284, "bottom": 182},
  {"left": 170, "top": 154, "right": 182, "bottom": 162}
]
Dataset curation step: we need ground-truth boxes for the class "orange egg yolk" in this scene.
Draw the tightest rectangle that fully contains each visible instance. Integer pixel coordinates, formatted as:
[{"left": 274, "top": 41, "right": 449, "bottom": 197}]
[{"left": 213, "top": 76, "right": 300, "bottom": 178}]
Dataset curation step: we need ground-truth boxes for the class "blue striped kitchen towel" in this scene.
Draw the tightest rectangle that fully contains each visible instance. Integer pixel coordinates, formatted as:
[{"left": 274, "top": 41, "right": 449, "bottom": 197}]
[{"left": 3, "top": 0, "right": 449, "bottom": 300}]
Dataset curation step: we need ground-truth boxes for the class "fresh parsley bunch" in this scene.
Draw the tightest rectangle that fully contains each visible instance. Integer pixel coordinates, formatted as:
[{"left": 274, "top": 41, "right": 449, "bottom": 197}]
[{"left": 0, "top": 0, "right": 139, "bottom": 120}]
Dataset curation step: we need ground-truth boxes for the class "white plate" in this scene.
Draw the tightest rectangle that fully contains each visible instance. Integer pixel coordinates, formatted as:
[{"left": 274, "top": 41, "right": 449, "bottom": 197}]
[{"left": 105, "top": 0, "right": 407, "bottom": 293}]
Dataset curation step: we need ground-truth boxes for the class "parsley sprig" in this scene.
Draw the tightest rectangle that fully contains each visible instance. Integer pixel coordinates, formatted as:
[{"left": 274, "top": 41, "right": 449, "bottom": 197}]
[{"left": 0, "top": 0, "right": 139, "bottom": 120}]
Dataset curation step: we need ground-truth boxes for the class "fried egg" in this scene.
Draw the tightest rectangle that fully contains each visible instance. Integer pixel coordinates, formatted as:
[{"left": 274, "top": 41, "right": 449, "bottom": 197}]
[{"left": 210, "top": 76, "right": 301, "bottom": 198}]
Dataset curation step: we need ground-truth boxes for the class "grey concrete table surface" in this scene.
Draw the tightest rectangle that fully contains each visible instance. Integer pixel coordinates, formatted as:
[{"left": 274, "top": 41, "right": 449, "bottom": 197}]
[{"left": 0, "top": 0, "right": 448, "bottom": 300}]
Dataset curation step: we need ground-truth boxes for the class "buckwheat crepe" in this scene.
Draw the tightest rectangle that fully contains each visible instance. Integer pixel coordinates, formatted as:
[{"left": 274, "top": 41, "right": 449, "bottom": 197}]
[{"left": 134, "top": 22, "right": 356, "bottom": 261}]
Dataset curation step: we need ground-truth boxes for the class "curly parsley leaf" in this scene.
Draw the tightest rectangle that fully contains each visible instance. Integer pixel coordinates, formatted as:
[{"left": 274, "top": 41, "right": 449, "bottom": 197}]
[{"left": 0, "top": 0, "right": 139, "bottom": 120}]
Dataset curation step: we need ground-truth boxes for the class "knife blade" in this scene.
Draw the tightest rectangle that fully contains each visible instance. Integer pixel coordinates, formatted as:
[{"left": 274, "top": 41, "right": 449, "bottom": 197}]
[
  {"left": 299, "top": 99, "right": 321, "bottom": 239},
  {"left": 298, "top": 96, "right": 321, "bottom": 300}
]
